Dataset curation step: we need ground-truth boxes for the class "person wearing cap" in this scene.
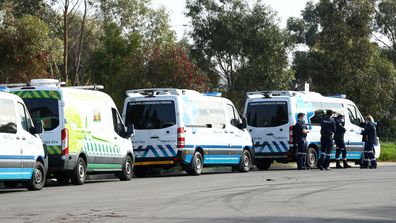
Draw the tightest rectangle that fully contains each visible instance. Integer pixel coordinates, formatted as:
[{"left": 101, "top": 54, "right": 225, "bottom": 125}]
[
  {"left": 294, "top": 113, "right": 309, "bottom": 170},
  {"left": 361, "top": 115, "right": 378, "bottom": 169},
  {"left": 319, "top": 110, "right": 336, "bottom": 170},
  {"left": 334, "top": 114, "right": 351, "bottom": 168}
]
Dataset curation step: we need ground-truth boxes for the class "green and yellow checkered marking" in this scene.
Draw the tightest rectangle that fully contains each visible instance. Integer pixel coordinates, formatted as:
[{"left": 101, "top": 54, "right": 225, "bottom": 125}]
[
  {"left": 13, "top": 90, "right": 61, "bottom": 100},
  {"left": 47, "top": 145, "right": 62, "bottom": 155}
]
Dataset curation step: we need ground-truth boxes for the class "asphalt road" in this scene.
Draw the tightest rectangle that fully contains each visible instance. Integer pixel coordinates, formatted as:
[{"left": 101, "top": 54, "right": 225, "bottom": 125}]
[{"left": 1, "top": 164, "right": 396, "bottom": 223}]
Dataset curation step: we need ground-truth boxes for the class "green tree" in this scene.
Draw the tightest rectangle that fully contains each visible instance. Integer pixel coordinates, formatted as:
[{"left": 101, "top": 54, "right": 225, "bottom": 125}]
[
  {"left": 289, "top": 0, "right": 396, "bottom": 118},
  {"left": 186, "top": 0, "right": 292, "bottom": 106}
]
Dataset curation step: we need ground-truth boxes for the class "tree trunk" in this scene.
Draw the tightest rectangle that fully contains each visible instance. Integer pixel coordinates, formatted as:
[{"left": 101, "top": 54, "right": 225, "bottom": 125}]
[
  {"left": 63, "top": 0, "right": 69, "bottom": 84},
  {"left": 73, "top": 0, "right": 87, "bottom": 86}
]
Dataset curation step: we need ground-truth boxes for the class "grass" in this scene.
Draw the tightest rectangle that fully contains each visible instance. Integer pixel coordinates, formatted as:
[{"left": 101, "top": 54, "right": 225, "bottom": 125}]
[{"left": 378, "top": 142, "right": 396, "bottom": 162}]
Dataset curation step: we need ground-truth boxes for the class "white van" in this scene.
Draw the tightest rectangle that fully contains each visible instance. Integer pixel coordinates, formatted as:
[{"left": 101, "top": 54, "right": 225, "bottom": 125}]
[
  {"left": 122, "top": 89, "right": 253, "bottom": 176},
  {"left": 243, "top": 90, "right": 380, "bottom": 170},
  {"left": 8, "top": 79, "right": 134, "bottom": 185},
  {"left": 0, "top": 89, "right": 47, "bottom": 190}
]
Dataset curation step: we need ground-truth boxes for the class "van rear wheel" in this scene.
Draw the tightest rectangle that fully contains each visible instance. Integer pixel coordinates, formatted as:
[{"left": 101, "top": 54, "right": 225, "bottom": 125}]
[
  {"left": 186, "top": 151, "right": 203, "bottom": 176},
  {"left": 306, "top": 147, "right": 318, "bottom": 169},
  {"left": 118, "top": 156, "right": 133, "bottom": 181},
  {"left": 256, "top": 160, "right": 272, "bottom": 170},
  {"left": 71, "top": 157, "right": 87, "bottom": 185},
  {"left": 25, "top": 162, "right": 46, "bottom": 191}
]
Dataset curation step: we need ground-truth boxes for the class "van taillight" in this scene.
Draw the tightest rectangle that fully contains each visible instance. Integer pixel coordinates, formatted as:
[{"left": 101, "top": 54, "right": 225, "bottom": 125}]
[
  {"left": 61, "top": 128, "right": 69, "bottom": 155},
  {"left": 289, "top": 125, "right": 293, "bottom": 144},
  {"left": 177, "top": 127, "right": 185, "bottom": 148}
]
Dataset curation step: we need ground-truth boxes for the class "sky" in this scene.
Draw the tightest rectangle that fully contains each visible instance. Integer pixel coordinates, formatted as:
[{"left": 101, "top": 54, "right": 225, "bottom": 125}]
[{"left": 151, "top": 0, "right": 312, "bottom": 40}]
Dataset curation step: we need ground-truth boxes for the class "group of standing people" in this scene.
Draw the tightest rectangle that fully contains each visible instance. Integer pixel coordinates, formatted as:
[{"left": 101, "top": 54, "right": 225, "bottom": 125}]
[{"left": 294, "top": 111, "right": 378, "bottom": 170}]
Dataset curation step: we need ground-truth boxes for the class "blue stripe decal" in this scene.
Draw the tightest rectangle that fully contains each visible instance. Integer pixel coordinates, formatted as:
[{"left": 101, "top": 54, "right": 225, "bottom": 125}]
[
  {"left": 272, "top": 141, "right": 282, "bottom": 153},
  {"left": 157, "top": 145, "right": 169, "bottom": 157},
  {"left": 204, "top": 155, "right": 240, "bottom": 164},
  {"left": 279, "top": 141, "right": 288, "bottom": 152},
  {"left": 0, "top": 155, "right": 35, "bottom": 160},
  {"left": 0, "top": 168, "right": 33, "bottom": 180},
  {"left": 167, "top": 145, "right": 177, "bottom": 156}
]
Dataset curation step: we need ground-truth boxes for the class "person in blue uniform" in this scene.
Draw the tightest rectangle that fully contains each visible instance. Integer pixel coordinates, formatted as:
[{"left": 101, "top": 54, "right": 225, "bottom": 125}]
[
  {"left": 334, "top": 115, "right": 351, "bottom": 168},
  {"left": 295, "top": 113, "right": 309, "bottom": 170},
  {"left": 361, "top": 115, "right": 377, "bottom": 169},
  {"left": 319, "top": 110, "right": 336, "bottom": 170}
]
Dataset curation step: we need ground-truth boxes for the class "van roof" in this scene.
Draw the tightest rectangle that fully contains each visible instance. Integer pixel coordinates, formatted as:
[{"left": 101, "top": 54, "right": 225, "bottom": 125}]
[
  {"left": 1, "top": 79, "right": 104, "bottom": 91},
  {"left": 0, "top": 91, "right": 23, "bottom": 102}
]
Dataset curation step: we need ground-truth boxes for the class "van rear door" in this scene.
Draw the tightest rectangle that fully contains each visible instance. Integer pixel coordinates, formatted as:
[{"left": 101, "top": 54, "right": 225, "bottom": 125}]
[
  {"left": 246, "top": 100, "right": 290, "bottom": 156},
  {"left": 125, "top": 100, "right": 178, "bottom": 161}
]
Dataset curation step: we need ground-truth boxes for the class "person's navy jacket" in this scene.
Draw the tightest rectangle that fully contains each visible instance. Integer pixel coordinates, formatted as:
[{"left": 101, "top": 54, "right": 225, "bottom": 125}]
[
  {"left": 334, "top": 118, "right": 346, "bottom": 142},
  {"left": 295, "top": 120, "right": 307, "bottom": 142},
  {"left": 361, "top": 122, "right": 377, "bottom": 146},
  {"left": 320, "top": 116, "right": 336, "bottom": 138}
]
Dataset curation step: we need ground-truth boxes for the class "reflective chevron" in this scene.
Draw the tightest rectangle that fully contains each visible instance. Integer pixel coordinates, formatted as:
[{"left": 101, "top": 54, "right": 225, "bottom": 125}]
[
  {"left": 254, "top": 141, "right": 289, "bottom": 153},
  {"left": 134, "top": 145, "right": 177, "bottom": 158},
  {"left": 83, "top": 132, "right": 121, "bottom": 157},
  {"left": 47, "top": 145, "right": 62, "bottom": 155},
  {"left": 12, "top": 90, "right": 61, "bottom": 100}
]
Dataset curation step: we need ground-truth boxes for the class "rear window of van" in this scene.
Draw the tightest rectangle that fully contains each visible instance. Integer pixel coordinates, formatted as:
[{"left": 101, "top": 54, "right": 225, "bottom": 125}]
[
  {"left": 247, "top": 101, "right": 288, "bottom": 127},
  {"left": 0, "top": 98, "right": 17, "bottom": 134},
  {"left": 125, "top": 100, "right": 176, "bottom": 129},
  {"left": 23, "top": 98, "right": 60, "bottom": 131}
]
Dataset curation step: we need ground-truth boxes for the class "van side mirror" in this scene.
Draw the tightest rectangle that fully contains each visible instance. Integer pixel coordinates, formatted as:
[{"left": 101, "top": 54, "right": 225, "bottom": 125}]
[
  {"left": 238, "top": 117, "right": 247, "bottom": 129},
  {"left": 126, "top": 124, "right": 135, "bottom": 138},
  {"left": 31, "top": 120, "right": 43, "bottom": 134}
]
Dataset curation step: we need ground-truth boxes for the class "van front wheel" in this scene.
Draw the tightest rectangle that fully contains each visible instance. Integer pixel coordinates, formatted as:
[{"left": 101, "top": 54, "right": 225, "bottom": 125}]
[
  {"left": 186, "top": 151, "right": 203, "bottom": 176},
  {"left": 118, "top": 156, "right": 133, "bottom": 181},
  {"left": 237, "top": 150, "right": 251, "bottom": 172},
  {"left": 25, "top": 162, "right": 46, "bottom": 190},
  {"left": 71, "top": 157, "right": 87, "bottom": 185}
]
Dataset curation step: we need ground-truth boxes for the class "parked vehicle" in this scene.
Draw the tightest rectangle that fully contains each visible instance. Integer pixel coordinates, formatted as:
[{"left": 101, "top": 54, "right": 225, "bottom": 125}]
[
  {"left": 243, "top": 90, "right": 380, "bottom": 170},
  {"left": 0, "top": 89, "right": 47, "bottom": 190},
  {"left": 122, "top": 89, "right": 253, "bottom": 177},
  {"left": 9, "top": 79, "right": 134, "bottom": 185}
]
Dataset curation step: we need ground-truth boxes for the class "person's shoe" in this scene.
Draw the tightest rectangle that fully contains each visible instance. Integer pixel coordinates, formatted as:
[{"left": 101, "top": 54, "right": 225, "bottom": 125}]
[
  {"left": 325, "top": 167, "right": 331, "bottom": 171},
  {"left": 318, "top": 166, "right": 324, "bottom": 170},
  {"left": 336, "top": 161, "right": 342, "bottom": 169},
  {"left": 343, "top": 160, "right": 351, "bottom": 168},
  {"left": 369, "top": 166, "right": 377, "bottom": 169}
]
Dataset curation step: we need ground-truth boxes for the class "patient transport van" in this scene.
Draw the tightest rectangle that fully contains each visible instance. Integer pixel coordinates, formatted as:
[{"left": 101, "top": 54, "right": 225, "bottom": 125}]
[
  {"left": 243, "top": 90, "right": 380, "bottom": 170},
  {"left": 9, "top": 79, "right": 134, "bottom": 185},
  {"left": 122, "top": 89, "right": 253, "bottom": 176},
  {"left": 0, "top": 89, "right": 47, "bottom": 190}
]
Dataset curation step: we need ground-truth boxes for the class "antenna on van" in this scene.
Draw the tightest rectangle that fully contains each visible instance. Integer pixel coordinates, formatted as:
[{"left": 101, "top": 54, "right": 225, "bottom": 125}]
[{"left": 66, "top": 85, "right": 104, "bottom": 90}]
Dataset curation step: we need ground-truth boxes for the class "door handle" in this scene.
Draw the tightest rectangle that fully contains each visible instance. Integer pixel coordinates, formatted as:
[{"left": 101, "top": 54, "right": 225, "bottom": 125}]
[
  {"left": 16, "top": 137, "right": 20, "bottom": 140},
  {"left": 22, "top": 137, "right": 26, "bottom": 140},
  {"left": 267, "top": 133, "right": 274, "bottom": 136},
  {"left": 114, "top": 137, "right": 118, "bottom": 140},
  {"left": 230, "top": 131, "right": 234, "bottom": 134},
  {"left": 150, "top": 136, "right": 159, "bottom": 139},
  {"left": 349, "top": 130, "right": 354, "bottom": 132},
  {"left": 224, "top": 130, "right": 228, "bottom": 133}
]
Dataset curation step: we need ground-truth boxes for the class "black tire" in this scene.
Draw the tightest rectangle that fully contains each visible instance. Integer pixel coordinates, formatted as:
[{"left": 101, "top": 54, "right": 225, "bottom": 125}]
[
  {"left": 55, "top": 174, "right": 70, "bottom": 185},
  {"left": 133, "top": 166, "right": 149, "bottom": 178},
  {"left": 256, "top": 160, "right": 272, "bottom": 170},
  {"left": 25, "top": 162, "right": 46, "bottom": 191},
  {"left": 118, "top": 156, "right": 133, "bottom": 181},
  {"left": 186, "top": 151, "right": 203, "bottom": 175},
  {"left": 237, "top": 150, "right": 251, "bottom": 172},
  {"left": 3, "top": 181, "right": 19, "bottom": 188},
  {"left": 306, "top": 147, "right": 318, "bottom": 169},
  {"left": 71, "top": 157, "right": 87, "bottom": 185}
]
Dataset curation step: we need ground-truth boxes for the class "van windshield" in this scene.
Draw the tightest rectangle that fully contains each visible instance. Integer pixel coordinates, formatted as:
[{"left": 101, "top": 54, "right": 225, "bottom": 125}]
[
  {"left": 125, "top": 100, "right": 176, "bottom": 129},
  {"left": 23, "top": 98, "right": 60, "bottom": 131},
  {"left": 247, "top": 101, "right": 288, "bottom": 127}
]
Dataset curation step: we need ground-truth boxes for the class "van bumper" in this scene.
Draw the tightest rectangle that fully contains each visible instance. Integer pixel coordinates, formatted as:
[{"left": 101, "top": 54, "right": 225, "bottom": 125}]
[
  {"left": 134, "top": 151, "right": 184, "bottom": 167},
  {"left": 47, "top": 154, "right": 77, "bottom": 174}
]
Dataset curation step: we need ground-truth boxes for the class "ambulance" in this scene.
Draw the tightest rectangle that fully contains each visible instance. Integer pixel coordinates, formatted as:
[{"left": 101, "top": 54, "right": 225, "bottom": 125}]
[
  {"left": 8, "top": 79, "right": 134, "bottom": 185},
  {"left": 243, "top": 90, "right": 380, "bottom": 170},
  {"left": 0, "top": 88, "right": 47, "bottom": 190},
  {"left": 122, "top": 89, "right": 253, "bottom": 177}
]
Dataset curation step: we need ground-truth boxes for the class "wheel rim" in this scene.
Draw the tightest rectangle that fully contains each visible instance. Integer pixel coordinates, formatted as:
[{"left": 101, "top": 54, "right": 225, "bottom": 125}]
[
  {"left": 126, "top": 160, "right": 132, "bottom": 174},
  {"left": 308, "top": 151, "right": 316, "bottom": 165},
  {"left": 243, "top": 153, "right": 250, "bottom": 167},
  {"left": 78, "top": 162, "right": 85, "bottom": 180},
  {"left": 33, "top": 168, "right": 43, "bottom": 185},
  {"left": 195, "top": 155, "right": 202, "bottom": 170}
]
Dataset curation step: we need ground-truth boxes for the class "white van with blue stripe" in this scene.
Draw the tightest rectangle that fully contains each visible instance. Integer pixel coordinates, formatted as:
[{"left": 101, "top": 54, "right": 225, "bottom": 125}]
[
  {"left": 243, "top": 90, "right": 380, "bottom": 170},
  {"left": 0, "top": 89, "right": 47, "bottom": 190},
  {"left": 122, "top": 89, "right": 253, "bottom": 176}
]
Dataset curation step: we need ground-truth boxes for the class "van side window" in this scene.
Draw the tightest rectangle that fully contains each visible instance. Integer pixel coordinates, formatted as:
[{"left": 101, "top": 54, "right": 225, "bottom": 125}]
[
  {"left": 17, "top": 102, "right": 32, "bottom": 132},
  {"left": 347, "top": 104, "right": 362, "bottom": 126},
  {"left": 112, "top": 108, "right": 125, "bottom": 137},
  {"left": 23, "top": 98, "right": 59, "bottom": 131},
  {"left": 226, "top": 104, "right": 239, "bottom": 127},
  {"left": 309, "top": 102, "right": 324, "bottom": 125},
  {"left": 126, "top": 101, "right": 176, "bottom": 129},
  {"left": 0, "top": 99, "right": 17, "bottom": 134},
  {"left": 247, "top": 101, "right": 288, "bottom": 127},
  {"left": 322, "top": 102, "right": 344, "bottom": 116}
]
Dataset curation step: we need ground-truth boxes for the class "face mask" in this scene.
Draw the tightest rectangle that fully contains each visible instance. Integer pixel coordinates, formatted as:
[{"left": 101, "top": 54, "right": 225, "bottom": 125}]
[{"left": 340, "top": 119, "right": 345, "bottom": 123}]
